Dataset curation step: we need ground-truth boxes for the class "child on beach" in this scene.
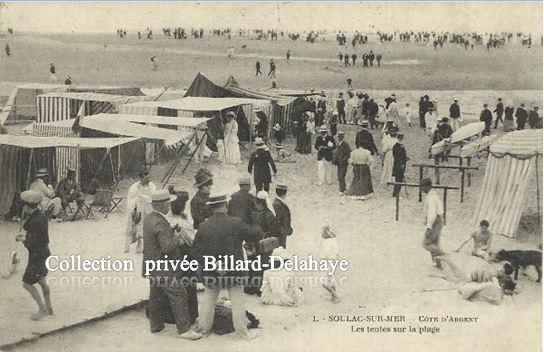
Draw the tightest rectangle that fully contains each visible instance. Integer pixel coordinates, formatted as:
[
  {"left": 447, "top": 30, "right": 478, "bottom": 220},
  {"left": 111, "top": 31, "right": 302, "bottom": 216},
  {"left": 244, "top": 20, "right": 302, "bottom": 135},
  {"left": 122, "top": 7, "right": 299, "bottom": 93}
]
[{"left": 319, "top": 225, "right": 340, "bottom": 302}]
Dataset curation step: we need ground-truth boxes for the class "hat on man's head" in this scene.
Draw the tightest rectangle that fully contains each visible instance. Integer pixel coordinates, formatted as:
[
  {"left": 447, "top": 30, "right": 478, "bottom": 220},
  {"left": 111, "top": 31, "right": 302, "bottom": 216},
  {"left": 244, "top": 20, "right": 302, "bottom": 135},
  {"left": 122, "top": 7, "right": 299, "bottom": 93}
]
[
  {"left": 442, "top": 117, "right": 449, "bottom": 122},
  {"left": 36, "top": 168, "right": 49, "bottom": 177},
  {"left": 20, "top": 190, "right": 42, "bottom": 204},
  {"left": 67, "top": 167, "right": 76, "bottom": 174},
  {"left": 206, "top": 192, "right": 229, "bottom": 206},
  {"left": 318, "top": 125, "right": 328, "bottom": 133},
  {"left": 254, "top": 137, "right": 266, "bottom": 148},
  {"left": 276, "top": 183, "right": 288, "bottom": 191},
  {"left": 225, "top": 111, "right": 235, "bottom": 118},
  {"left": 238, "top": 177, "right": 251, "bottom": 186},
  {"left": 256, "top": 190, "right": 269, "bottom": 200},
  {"left": 338, "top": 131, "right": 346, "bottom": 136},
  {"left": 332, "top": 110, "right": 338, "bottom": 116},
  {"left": 151, "top": 189, "right": 177, "bottom": 203},
  {"left": 194, "top": 169, "right": 213, "bottom": 188},
  {"left": 254, "top": 107, "right": 263, "bottom": 113},
  {"left": 361, "top": 121, "right": 369, "bottom": 127}
]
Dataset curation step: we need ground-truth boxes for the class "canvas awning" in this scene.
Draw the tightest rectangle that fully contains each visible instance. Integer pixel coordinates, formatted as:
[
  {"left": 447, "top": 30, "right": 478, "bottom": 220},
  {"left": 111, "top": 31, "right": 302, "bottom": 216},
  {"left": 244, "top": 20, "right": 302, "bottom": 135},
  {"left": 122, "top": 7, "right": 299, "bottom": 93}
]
[
  {"left": 0, "top": 134, "right": 137, "bottom": 149},
  {"left": 120, "top": 97, "right": 271, "bottom": 112},
  {"left": 104, "top": 113, "right": 210, "bottom": 128},
  {"left": 76, "top": 115, "right": 192, "bottom": 146},
  {"left": 489, "top": 129, "right": 543, "bottom": 158},
  {"left": 38, "top": 92, "right": 151, "bottom": 104}
]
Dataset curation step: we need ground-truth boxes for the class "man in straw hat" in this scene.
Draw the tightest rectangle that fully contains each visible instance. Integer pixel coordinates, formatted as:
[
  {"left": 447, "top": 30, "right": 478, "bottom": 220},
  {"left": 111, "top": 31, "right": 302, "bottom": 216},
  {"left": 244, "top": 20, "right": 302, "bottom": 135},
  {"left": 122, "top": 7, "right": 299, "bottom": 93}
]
[
  {"left": 125, "top": 170, "right": 156, "bottom": 253},
  {"left": 248, "top": 137, "right": 277, "bottom": 192},
  {"left": 142, "top": 189, "right": 202, "bottom": 340},
  {"left": 273, "top": 184, "right": 292, "bottom": 249},
  {"left": 16, "top": 190, "right": 54, "bottom": 320},
  {"left": 314, "top": 125, "right": 336, "bottom": 186},
  {"left": 28, "top": 168, "right": 62, "bottom": 221},
  {"left": 193, "top": 192, "right": 263, "bottom": 340},
  {"left": 190, "top": 168, "right": 213, "bottom": 230},
  {"left": 228, "top": 177, "right": 255, "bottom": 225},
  {"left": 420, "top": 178, "right": 445, "bottom": 269}
]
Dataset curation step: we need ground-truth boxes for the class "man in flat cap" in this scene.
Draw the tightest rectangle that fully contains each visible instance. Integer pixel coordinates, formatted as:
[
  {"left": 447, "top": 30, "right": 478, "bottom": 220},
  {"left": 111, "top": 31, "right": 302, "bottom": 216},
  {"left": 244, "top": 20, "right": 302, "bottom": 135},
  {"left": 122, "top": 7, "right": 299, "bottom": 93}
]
[
  {"left": 143, "top": 189, "right": 202, "bottom": 340},
  {"left": 55, "top": 168, "right": 83, "bottom": 214},
  {"left": 273, "top": 184, "right": 292, "bottom": 249},
  {"left": 228, "top": 178, "right": 255, "bottom": 225},
  {"left": 28, "top": 168, "right": 62, "bottom": 221},
  {"left": 334, "top": 131, "right": 352, "bottom": 196},
  {"left": 193, "top": 193, "right": 263, "bottom": 340},
  {"left": 17, "top": 190, "right": 54, "bottom": 321}
]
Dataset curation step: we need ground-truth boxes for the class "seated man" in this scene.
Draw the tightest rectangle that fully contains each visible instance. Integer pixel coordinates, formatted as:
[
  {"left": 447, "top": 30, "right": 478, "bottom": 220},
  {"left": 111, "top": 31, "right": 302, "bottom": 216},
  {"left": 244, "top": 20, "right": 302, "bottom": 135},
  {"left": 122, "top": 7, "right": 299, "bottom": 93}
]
[
  {"left": 28, "top": 168, "right": 62, "bottom": 221},
  {"left": 455, "top": 220, "right": 493, "bottom": 259},
  {"left": 55, "top": 168, "right": 84, "bottom": 211}
]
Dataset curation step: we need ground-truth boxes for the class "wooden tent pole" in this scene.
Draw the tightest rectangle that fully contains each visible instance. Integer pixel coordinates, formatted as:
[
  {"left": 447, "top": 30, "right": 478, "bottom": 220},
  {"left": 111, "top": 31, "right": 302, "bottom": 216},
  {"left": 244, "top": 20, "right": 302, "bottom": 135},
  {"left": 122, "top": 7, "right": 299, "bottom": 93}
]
[
  {"left": 25, "top": 148, "right": 34, "bottom": 189},
  {"left": 536, "top": 156, "right": 541, "bottom": 228}
]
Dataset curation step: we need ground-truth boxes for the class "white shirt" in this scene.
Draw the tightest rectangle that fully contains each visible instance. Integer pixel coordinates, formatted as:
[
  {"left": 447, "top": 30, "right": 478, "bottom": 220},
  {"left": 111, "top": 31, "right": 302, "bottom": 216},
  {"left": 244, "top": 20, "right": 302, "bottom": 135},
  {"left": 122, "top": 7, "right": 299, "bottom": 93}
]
[
  {"left": 424, "top": 189, "right": 444, "bottom": 229},
  {"left": 126, "top": 181, "right": 156, "bottom": 214},
  {"left": 28, "top": 178, "right": 55, "bottom": 199}
]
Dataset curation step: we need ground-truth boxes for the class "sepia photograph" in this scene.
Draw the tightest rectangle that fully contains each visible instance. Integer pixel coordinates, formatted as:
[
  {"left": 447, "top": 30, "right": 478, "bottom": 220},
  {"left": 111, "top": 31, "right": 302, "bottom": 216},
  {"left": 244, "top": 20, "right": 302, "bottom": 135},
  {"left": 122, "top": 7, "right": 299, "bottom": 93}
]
[{"left": 0, "top": 2, "right": 542, "bottom": 351}]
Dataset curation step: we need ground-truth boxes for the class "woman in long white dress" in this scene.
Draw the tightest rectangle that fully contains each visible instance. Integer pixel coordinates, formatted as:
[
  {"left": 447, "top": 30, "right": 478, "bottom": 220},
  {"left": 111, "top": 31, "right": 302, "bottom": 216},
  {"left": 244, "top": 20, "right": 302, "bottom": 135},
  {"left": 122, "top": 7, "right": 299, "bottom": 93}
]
[
  {"left": 379, "top": 128, "right": 397, "bottom": 187},
  {"left": 223, "top": 111, "right": 241, "bottom": 164}
]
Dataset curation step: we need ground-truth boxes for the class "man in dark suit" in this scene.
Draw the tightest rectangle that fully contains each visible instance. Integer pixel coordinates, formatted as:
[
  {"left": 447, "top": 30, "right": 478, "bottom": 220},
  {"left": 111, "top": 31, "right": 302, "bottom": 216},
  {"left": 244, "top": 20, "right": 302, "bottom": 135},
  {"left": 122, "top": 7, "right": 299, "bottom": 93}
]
[
  {"left": 515, "top": 103, "right": 528, "bottom": 130},
  {"left": 193, "top": 193, "right": 262, "bottom": 340},
  {"left": 355, "top": 122, "right": 378, "bottom": 155},
  {"left": 493, "top": 98, "right": 504, "bottom": 129},
  {"left": 334, "top": 131, "right": 351, "bottom": 195},
  {"left": 228, "top": 178, "right": 254, "bottom": 225},
  {"left": 480, "top": 103, "right": 493, "bottom": 135},
  {"left": 314, "top": 126, "right": 336, "bottom": 185},
  {"left": 248, "top": 138, "right": 277, "bottom": 192},
  {"left": 190, "top": 169, "right": 213, "bottom": 230},
  {"left": 528, "top": 106, "right": 540, "bottom": 129},
  {"left": 336, "top": 93, "right": 346, "bottom": 124},
  {"left": 272, "top": 184, "right": 292, "bottom": 249},
  {"left": 449, "top": 99, "right": 461, "bottom": 131},
  {"left": 143, "top": 189, "right": 202, "bottom": 340},
  {"left": 367, "top": 99, "right": 379, "bottom": 129},
  {"left": 392, "top": 133, "right": 409, "bottom": 197}
]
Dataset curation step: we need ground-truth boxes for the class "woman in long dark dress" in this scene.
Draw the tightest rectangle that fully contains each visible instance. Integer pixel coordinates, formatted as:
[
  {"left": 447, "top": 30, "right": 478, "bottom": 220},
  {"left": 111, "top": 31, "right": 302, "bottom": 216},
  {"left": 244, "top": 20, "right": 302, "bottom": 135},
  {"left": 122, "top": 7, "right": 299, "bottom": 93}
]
[{"left": 345, "top": 146, "right": 374, "bottom": 200}]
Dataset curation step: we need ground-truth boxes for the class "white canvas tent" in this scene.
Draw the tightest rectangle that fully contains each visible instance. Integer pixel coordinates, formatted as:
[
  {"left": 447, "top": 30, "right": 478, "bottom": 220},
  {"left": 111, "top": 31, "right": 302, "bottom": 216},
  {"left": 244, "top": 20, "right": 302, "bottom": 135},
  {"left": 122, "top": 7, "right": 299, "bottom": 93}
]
[{"left": 472, "top": 130, "right": 543, "bottom": 237}]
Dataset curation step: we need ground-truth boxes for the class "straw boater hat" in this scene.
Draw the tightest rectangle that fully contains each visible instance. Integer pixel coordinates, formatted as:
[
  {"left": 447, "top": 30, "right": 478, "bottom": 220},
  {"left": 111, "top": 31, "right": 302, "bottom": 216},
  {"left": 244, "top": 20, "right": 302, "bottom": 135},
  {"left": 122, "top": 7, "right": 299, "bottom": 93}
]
[
  {"left": 276, "top": 183, "right": 288, "bottom": 191},
  {"left": 36, "top": 168, "right": 49, "bottom": 177},
  {"left": 338, "top": 131, "right": 345, "bottom": 136},
  {"left": 20, "top": 190, "right": 42, "bottom": 204},
  {"left": 254, "top": 107, "right": 263, "bottom": 113},
  {"left": 151, "top": 189, "right": 177, "bottom": 203},
  {"left": 206, "top": 192, "right": 229, "bottom": 206},
  {"left": 238, "top": 177, "right": 251, "bottom": 186},
  {"left": 254, "top": 137, "right": 266, "bottom": 148},
  {"left": 256, "top": 190, "right": 268, "bottom": 200},
  {"left": 318, "top": 125, "right": 328, "bottom": 133}
]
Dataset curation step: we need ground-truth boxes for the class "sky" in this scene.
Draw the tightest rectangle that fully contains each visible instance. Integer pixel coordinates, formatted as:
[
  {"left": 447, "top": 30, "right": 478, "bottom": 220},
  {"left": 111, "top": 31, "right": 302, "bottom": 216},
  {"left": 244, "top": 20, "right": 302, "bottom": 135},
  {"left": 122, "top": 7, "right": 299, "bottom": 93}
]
[{"left": 0, "top": 2, "right": 542, "bottom": 35}]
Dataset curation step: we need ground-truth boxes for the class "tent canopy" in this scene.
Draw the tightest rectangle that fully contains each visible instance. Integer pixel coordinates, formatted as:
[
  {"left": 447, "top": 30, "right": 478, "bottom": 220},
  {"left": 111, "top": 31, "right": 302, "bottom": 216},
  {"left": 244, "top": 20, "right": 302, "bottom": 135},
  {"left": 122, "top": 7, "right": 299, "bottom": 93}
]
[
  {"left": 108, "top": 113, "right": 211, "bottom": 128},
  {"left": 0, "top": 134, "right": 137, "bottom": 149},
  {"left": 223, "top": 75, "right": 295, "bottom": 106},
  {"left": 76, "top": 115, "right": 192, "bottom": 146},
  {"left": 38, "top": 92, "right": 150, "bottom": 104},
  {"left": 120, "top": 97, "right": 271, "bottom": 112},
  {"left": 489, "top": 129, "right": 543, "bottom": 158}
]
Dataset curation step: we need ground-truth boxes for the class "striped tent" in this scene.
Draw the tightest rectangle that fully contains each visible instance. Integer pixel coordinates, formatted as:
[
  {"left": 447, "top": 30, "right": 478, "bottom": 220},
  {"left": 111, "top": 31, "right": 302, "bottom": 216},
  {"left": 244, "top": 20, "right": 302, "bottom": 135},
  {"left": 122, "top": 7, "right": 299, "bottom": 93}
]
[
  {"left": 472, "top": 130, "right": 543, "bottom": 237},
  {"left": 36, "top": 92, "right": 151, "bottom": 123}
]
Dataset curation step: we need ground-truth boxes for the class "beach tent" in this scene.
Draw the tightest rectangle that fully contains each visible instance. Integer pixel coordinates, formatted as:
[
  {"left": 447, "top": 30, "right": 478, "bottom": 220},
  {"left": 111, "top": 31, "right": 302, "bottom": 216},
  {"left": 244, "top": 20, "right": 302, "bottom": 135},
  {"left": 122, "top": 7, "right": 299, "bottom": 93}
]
[
  {"left": 0, "top": 135, "right": 137, "bottom": 217},
  {"left": 35, "top": 92, "right": 152, "bottom": 123},
  {"left": 472, "top": 130, "right": 543, "bottom": 237}
]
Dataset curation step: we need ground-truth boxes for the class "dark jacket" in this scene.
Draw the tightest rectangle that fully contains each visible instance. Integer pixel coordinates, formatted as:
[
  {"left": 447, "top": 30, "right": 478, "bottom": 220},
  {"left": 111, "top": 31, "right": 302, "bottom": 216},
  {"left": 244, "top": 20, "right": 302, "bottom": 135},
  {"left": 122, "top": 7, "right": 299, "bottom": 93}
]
[
  {"left": 334, "top": 140, "right": 352, "bottom": 166},
  {"left": 23, "top": 210, "right": 50, "bottom": 260},
  {"left": 367, "top": 101, "right": 379, "bottom": 116},
  {"left": 193, "top": 212, "right": 263, "bottom": 286},
  {"left": 248, "top": 149, "right": 277, "bottom": 183},
  {"left": 355, "top": 129, "right": 378, "bottom": 155},
  {"left": 494, "top": 102, "right": 504, "bottom": 115},
  {"left": 392, "top": 142, "right": 408, "bottom": 177},
  {"left": 504, "top": 106, "right": 514, "bottom": 120},
  {"left": 273, "top": 197, "right": 292, "bottom": 248},
  {"left": 228, "top": 190, "right": 254, "bottom": 225},
  {"left": 314, "top": 135, "right": 336, "bottom": 161},
  {"left": 529, "top": 111, "right": 540, "bottom": 127},
  {"left": 449, "top": 103, "right": 460, "bottom": 118},
  {"left": 480, "top": 108, "right": 493, "bottom": 124},
  {"left": 433, "top": 123, "right": 453, "bottom": 144},
  {"left": 336, "top": 98, "right": 345, "bottom": 111},
  {"left": 515, "top": 107, "right": 528, "bottom": 123},
  {"left": 142, "top": 211, "right": 180, "bottom": 279},
  {"left": 190, "top": 190, "right": 211, "bottom": 230}
]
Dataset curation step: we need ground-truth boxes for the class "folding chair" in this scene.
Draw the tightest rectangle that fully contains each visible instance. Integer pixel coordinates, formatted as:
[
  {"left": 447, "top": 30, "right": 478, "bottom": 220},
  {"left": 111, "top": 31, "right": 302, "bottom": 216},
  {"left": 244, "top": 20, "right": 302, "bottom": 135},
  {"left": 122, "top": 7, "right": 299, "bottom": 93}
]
[
  {"left": 66, "top": 195, "right": 91, "bottom": 222},
  {"left": 85, "top": 189, "right": 114, "bottom": 219}
]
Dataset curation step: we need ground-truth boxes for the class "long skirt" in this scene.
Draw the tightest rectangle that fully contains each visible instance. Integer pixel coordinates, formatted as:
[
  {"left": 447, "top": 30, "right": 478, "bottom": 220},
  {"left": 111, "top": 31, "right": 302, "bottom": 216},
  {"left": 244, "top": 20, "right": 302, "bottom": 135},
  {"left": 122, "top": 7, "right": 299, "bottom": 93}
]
[
  {"left": 224, "top": 139, "right": 241, "bottom": 164},
  {"left": 380, "top": 150, "right": 394, "bottom": 187},
  {"left": 346, "top": 164, "right": 373, "bottom": 197}
]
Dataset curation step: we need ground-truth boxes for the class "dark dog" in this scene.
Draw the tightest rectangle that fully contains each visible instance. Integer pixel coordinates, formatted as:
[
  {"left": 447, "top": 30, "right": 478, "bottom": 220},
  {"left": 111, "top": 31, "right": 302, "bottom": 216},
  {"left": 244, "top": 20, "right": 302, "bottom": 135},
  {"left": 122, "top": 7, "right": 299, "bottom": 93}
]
[{"left": 489, "top": 249, "right": 542, "bottom": 282}]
